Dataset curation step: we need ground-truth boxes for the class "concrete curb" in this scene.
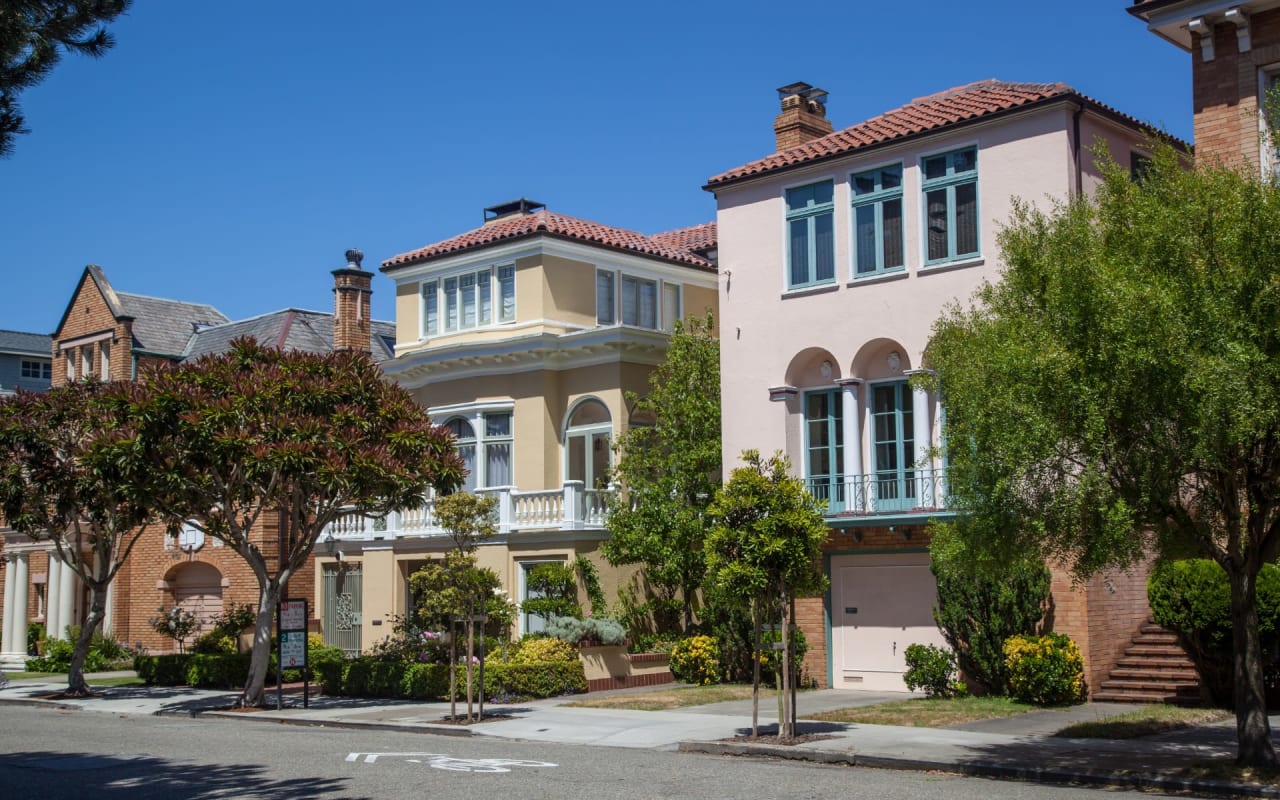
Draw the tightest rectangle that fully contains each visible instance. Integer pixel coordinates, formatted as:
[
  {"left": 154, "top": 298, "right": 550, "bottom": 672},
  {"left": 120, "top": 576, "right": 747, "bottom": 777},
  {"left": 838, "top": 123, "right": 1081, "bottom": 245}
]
[
  {"left": 199, "top": 711, "right": 475, "bottom": 737},
  {"left": 678, "top": 740, "right": 1280, "bottom": 799},
  {"left": 0, "top": 696, "right": 81, "bottom": 712}
]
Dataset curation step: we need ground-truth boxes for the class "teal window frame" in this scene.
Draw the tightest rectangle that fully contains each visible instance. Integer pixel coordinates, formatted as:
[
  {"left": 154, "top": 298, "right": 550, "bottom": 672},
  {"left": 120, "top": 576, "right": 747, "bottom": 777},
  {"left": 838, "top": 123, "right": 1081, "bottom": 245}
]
[
  {"left": 870, "top": 381, "right": 916, "bottom": 511},
  {"left": 850, "top": 164, "right": 905, "bottom": 278},
  {"left": 785, "top": 180, "right": 836, "bottom": 289},
  {"left": 921, "top": 147, "right": 979, "bottom": 265},
  {"left": 804, "top": 389, "right": 844, "bottom": 508}
]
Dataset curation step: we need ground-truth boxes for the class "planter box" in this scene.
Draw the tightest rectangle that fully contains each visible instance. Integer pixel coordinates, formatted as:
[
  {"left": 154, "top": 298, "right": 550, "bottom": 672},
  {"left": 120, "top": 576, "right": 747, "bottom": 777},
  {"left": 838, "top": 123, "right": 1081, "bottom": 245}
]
[{"left": 578, "top": 645, "right": 673, "bottom": 692}]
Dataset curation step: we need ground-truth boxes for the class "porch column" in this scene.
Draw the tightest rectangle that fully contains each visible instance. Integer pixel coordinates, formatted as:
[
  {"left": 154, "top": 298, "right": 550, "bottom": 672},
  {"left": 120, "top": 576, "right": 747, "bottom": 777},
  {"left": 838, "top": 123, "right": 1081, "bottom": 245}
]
[
  {"left": 906, "top": 371, "right": 933, "bottom": 507},
  {"left": 2, "top": 554, "right": 15, "bottom": 655},
  {"left": 11, "top": 554, "right": 29, "bottom": 659},
  {"left": 45, "top": 550, "right": 62, "bottom": 640},
  {"left": 57, "top": 555, "right": 76, "bottom": 636},
  {"left": 935, "top": 400, "right": 947, "bottom": 509},
  {"left": 837, "top": 379, "right": 863, "bottom": 512}
]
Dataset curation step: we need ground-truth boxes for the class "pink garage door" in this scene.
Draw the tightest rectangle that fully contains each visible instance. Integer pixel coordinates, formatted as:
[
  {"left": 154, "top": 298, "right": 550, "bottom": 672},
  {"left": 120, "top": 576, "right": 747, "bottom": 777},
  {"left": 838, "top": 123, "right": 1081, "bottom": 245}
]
[
  {"left": 830, "top": 552, "right": 948, "bottom": 692},
  {"left": 171, "top": 562, "right": 223, "bottom": 640}
]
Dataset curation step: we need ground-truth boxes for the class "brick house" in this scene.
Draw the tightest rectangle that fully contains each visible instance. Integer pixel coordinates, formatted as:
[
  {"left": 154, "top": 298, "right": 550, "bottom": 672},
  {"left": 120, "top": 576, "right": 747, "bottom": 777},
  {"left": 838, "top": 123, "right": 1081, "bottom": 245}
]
[
  {"left": 314, "top": 200, "right": 717, "bottom": 659},
  {"left": 707, "top": 80, "right": 1178, "bottom": 695},
  {"left": 0, "top": 252, "right": 390, "bottom": 667}
]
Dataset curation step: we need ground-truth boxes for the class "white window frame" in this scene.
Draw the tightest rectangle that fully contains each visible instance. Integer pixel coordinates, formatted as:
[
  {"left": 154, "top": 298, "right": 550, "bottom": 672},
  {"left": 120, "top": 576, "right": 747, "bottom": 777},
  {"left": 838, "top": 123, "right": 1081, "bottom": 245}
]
[
  {"left": 420, "top": 264, "right": 516, "bottom": 338},
  {"left": 596, "top": 269, "right": 616, "bottom": 325},
  {"left": 518, "top": 558, "right": 567, "bottom": 636},
  {"left": 100, "top": 342, "right": 110, "bottom": 381},
  {"left": 661, "top": 282, "right": 682, "bottom": 333},
  {"left": 433, "top": 403, "right": 515, "bottom": 491},
  {"left": 563, "top": 397, "right": 613, "bottom": 489}
]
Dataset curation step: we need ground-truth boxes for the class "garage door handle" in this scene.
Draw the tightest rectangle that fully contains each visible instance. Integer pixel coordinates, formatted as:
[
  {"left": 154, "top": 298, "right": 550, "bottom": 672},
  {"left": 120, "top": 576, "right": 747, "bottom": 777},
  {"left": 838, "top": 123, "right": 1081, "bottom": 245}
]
[{"left": 892, "top": 641, "right": 896, "bottom": 656}]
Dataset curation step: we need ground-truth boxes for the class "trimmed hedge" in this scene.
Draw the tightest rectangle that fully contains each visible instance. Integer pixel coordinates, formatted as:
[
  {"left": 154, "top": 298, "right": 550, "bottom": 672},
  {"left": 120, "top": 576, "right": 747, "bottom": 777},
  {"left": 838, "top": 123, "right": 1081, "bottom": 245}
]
[
  {"left": 135, "top": 653, "right": 192, "bottom": 686},
  {"left": 1003, "top": 633, "right": 1084, "bottom": 706},
  {"left": 135, "top": 653, "right": 249, "bottom": 689},
  {"left": 1149, "top": 559, "right": 1280, "bottom": 707},
  {"left": 321, "top": 657, "right": 586, "bottom": 701}
]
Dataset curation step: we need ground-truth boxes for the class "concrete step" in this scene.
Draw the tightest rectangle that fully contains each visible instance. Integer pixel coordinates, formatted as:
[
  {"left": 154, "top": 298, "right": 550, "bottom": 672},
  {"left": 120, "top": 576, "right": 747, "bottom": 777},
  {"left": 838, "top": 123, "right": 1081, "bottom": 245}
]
[
  {"left": 1108, "top": 667, "right": 1199, "bottom": 681},
  {"left": 1125, "top": 644, "right": 1190, "bottom": 657},
  {"left": 1099, "top": 678, "right": 1200, "bottom": 693},
  {"left": 1091, "top": 689, "right": 1199, "bottom": 705},
  {"left": 1131, "top": 632, "right": 1180, "bottom": 646},
  {"left": 1115, "top": 655, "right": 1195, "bottom": 670}
]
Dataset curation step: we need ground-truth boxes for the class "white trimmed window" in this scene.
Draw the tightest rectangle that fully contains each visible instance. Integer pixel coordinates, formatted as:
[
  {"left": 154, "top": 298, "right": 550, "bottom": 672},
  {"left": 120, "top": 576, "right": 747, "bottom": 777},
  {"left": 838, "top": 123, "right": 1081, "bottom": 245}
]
[
  {"left": 421, "top": 265, "right": 516, "bottom": 337},
  {"left": 597, "top": 270, "right": 678, "bottom": 332},
  {"left": 100, "top": 342, "right": 110, "bottom": 381},
  {"left": 565, "top": 398, "right": 611, "bottom": 489},
  {"left": 20, "top": 360, "right": 51, "bottom": 380},
  {"left": 596, "top": 270, "right": 615, "bottom": 325},
  {"left": 442, "top": 410, "right": 513, "bottom": 492}
]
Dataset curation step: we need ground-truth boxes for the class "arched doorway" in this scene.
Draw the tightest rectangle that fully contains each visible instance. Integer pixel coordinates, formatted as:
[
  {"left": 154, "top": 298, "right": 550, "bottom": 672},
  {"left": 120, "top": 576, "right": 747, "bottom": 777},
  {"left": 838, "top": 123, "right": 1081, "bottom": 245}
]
[{"left": 168, "top": 562, "right": 223, "bottom": 639}]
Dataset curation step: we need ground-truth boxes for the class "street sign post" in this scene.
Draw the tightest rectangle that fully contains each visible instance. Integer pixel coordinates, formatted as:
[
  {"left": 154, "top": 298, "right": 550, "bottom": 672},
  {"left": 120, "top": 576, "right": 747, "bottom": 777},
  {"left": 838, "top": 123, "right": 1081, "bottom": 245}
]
[{"left": 276, "top": 598, "right": 309, "bottom": 709}]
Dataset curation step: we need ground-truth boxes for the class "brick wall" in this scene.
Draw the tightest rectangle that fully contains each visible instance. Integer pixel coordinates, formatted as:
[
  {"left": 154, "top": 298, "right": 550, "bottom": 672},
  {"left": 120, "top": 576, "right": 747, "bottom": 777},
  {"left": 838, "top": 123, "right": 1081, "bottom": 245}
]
[
  {"left": 1191, "top": 8, "right": 1280, "bottom": 168},
  {"left": 51, "top": 276, "right": 136, "bottom": 388}
]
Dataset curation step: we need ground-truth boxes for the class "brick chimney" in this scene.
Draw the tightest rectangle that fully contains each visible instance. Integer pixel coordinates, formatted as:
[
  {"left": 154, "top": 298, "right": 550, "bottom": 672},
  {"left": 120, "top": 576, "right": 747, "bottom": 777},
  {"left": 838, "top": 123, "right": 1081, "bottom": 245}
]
[
  {"left": 332, "top": 248, "right": 372, "bottom": 354},
  {"left": 774, "top": 82, "right": 833, "bottom": 151}
]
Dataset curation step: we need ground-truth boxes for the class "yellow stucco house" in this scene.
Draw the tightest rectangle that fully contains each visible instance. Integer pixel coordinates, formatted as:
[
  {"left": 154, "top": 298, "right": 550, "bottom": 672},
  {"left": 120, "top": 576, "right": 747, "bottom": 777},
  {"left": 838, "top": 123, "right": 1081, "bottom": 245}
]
[{"left": 314, "top": 199, "right": 717, "bottom": 654}]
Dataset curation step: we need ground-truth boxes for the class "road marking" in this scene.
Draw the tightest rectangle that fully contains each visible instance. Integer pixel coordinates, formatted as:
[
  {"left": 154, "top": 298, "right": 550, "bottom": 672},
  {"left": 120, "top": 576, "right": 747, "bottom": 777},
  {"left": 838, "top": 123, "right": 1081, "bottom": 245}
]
[{"left": 346, "top": 752, "right": 557, "bottom": 772}]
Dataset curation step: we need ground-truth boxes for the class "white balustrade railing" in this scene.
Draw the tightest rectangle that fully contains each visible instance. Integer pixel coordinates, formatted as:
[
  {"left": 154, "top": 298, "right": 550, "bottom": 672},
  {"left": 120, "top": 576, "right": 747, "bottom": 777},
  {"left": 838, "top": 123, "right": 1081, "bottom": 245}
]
[{"left": 321, "top": 480, "right": 609, "bottom": 541}]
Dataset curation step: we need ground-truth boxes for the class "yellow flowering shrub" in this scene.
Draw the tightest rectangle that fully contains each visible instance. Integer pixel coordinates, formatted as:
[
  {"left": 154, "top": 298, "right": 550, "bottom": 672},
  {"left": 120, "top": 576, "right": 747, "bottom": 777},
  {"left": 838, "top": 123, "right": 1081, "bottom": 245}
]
[
  {"left": 509, "top": 636, "right": 580, "bottom": 665},
  {"left": 669, "top": 635, "right": 720, "bottom": 685},
  {"left": 1003, "top": 633, "right": 1084, "bottom": 706}
]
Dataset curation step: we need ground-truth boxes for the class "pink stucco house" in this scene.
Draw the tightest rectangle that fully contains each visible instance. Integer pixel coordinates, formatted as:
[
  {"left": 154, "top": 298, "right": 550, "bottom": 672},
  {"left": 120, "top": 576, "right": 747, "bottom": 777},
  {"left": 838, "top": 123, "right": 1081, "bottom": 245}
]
[{"left": 706, "top": 80, "right": 1184, "bottom": 696}]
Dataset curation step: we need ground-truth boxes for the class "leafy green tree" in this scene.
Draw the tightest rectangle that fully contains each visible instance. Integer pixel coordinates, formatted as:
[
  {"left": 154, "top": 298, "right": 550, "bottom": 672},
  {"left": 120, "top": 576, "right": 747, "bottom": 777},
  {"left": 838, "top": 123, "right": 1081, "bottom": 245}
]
[
  {"left": 140, "top": 339, "right": 463, "bottom": 708},
  {"left": 926, "top": 142, "right": 1280, "bottom": 767},
  {"left": 0, "top": 379, "right": 156, "bottom": 695},
  {"left": 603, "top": 312, "right": 720, "bottom": 631},
  {"left": 1, "top": 0, "right": 131, "bottom": 157},
  {"left": 705, "top": 450, "right": 827, "bottom": 740},
  {"left": 929, "top": 525, "right": 1050, "bottom": 695},
  {"left": 520, "top": 562, "right": 579, "bottom": 625}
]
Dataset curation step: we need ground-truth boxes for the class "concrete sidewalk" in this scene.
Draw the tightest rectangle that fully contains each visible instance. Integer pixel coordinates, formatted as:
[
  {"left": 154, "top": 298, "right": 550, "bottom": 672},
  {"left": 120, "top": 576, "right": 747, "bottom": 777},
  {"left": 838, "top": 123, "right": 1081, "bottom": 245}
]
[{"left": 2, "top": 674, "right": 1277, "bottom": 798}]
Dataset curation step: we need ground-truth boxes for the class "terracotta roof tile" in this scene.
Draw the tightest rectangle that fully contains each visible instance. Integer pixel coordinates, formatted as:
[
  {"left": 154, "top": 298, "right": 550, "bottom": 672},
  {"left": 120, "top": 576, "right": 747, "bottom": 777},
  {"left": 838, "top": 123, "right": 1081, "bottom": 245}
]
[
  {"left": 706, "top": 80, "right": 1165, "bottom": 188},
  {"left": 383, "top": 211, "right": 716, "bottom": 272},
  {"left": 648, "top": 221, "right": 717, "bottom": 254}
]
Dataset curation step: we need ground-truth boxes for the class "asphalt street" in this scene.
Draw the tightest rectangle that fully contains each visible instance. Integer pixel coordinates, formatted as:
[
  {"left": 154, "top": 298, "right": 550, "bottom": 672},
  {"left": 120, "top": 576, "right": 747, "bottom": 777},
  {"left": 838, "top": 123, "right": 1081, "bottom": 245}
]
[{"left": 0, "top": 705, "right": 1187, "bottom": 800}]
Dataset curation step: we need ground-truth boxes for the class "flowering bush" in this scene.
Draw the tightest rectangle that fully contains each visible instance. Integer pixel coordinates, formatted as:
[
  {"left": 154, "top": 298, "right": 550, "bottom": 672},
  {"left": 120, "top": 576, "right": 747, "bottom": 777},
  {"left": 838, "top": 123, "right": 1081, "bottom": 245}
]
[
  {"left": 669, "top": 635, "right": 720, "bottom": 685},
  {"left": 507, "top": 636, "right": 578, "bottom": 665},
  {"left": 149, "top": 606, "right": 198, "bottom": 653},
  {"left": 1003, "top": 633, "right": 1084, "bottom": 706}
]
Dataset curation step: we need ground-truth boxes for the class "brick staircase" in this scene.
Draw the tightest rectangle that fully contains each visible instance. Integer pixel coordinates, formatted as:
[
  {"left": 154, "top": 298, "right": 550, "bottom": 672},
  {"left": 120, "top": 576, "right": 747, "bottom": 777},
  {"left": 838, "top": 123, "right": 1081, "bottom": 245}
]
[{"left": 1092, "top": 620, "right": 1202, "bottom": 704}]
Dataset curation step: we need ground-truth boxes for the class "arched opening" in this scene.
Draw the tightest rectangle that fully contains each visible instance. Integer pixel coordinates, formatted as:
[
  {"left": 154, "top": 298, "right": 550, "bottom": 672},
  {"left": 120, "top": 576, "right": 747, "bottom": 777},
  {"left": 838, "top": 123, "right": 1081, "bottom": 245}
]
[
  {"left": 565, "top": 398, "right": 612, "bottom": 489},
  {"left": 166, "top": 562, "right": 223, "bottom": 646},
  {"left": 443, "top": 417, "right": 478, "bottom": 492}
]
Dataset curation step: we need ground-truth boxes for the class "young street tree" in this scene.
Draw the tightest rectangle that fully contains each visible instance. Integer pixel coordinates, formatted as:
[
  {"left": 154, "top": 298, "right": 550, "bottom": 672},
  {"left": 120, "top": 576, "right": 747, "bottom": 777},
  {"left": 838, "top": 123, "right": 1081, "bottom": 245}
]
[
  {"left": 141, "top": 339, "right": 463, "bottom": 708},
  {"left": 0, "top": 380, "right": 155, "bottom": 694},
  {"left": 926, "top": 143, "right": 1280, "bottom": 768},
  {"left": 603, "top": 312, "right": 720, "bottom": 631},
  {"left": 1, "top": 0, "right": 131, "bottom": 157},
  {"left": 705, "top": 450, "right": 827, "bottom": 740}
]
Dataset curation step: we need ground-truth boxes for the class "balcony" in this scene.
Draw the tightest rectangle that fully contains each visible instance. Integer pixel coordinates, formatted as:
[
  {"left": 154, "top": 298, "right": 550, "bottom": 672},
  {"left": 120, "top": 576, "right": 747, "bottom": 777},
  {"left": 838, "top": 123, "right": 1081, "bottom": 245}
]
[
  {"left": 322, "top": 481, "right": 608, "bottom": 542},
  {"left": 805, "top": 468, "right": 953, "bottom": 523}
]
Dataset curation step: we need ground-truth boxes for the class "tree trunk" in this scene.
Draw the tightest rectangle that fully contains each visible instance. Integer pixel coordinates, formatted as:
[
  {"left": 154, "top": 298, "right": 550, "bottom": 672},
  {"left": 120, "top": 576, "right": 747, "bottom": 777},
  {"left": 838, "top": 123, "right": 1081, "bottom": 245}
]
[
  {"left": 751, "top": 598, "right": 761, "bottom": 738},
  {"left": 465, "top": 611, "right": 475, "bottom": 722},
  {"left": 239, "top": 580, "right": 281, "bottom": 708},
  {"left": 1227, "top": 560, "right": 1278, "bottom": 768},
  {"left": 65, "top": 583, "right": 106, "bottom": 697},
  {"left": 780, "top": 583, "right": 792, "bottom": 742},
  {"left": 448, "top": 617, "right": 457, "bottom": 722}
]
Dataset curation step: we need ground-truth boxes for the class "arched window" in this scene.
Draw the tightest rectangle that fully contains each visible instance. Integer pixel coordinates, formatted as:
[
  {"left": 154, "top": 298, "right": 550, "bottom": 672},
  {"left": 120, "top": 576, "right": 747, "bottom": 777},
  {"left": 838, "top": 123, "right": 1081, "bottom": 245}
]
[
  {"left": 443, "top": 412, "right": 512, "bottom": 491},
  {"left": 565, "top": 399, "right": 612, "bottom": 489},
  {"left": 444, "top": 417, "right": 477, "bottom": 492}
]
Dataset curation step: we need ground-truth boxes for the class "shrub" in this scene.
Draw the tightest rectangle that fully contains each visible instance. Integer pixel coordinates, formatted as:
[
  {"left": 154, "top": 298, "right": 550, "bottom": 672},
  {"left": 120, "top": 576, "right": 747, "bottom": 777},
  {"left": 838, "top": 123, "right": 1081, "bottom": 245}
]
[
  {"left": 498, "top": 661, "right": 586, "bottom": 698},
  {"left": 930, "top": 528, "right": 1050, "bottom": 695},
  {"left": 27, "top": 622, "right": 45, "bottom": 656},
  {"left": 509, "top": 636, "right": 579, "bottom": 665},
  {"left": 1003, "top": 633, "right": 1084, "bottom": 706},
  {"left": 149, "top": 606, "right": 199, "bottom": 653},
  {"left": 1148, "top": 559, "right": 1280, "bottom": 707},
  {"left": 191, "top": 632, "right": 237, "bottom": 655},
  {"left": 24, "top": 628, "right": 130, "bottom": 672},
  {"left": 903, "top": 644, "right": 960, "bottom": 698},
  {"left": 186, "top": 653, "right": 251, "bottom": 689},
  {"left": 545, "top": 615, "right": 627, "bottom": 647},
  {"left": 669, "top": 635, "right": 720, "bottom": 685},
  {"left": 759, "top": 627, "right": 808, "bottom": 685},
  {"left": 520, "top": 562, "right": 580, "bottom": 624},
  {"left": 325, "top": 656, "right": 585, "bottom": 700},
  {"left": 135, "top": 654, "right": 193, "bottom": 685}
]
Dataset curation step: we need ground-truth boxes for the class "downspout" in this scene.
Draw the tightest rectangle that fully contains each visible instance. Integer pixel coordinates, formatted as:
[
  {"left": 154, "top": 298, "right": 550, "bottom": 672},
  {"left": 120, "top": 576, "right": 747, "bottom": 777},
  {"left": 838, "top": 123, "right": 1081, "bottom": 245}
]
[{"left": 1072, "top": 103, "right": 1084, "bottom": 198}]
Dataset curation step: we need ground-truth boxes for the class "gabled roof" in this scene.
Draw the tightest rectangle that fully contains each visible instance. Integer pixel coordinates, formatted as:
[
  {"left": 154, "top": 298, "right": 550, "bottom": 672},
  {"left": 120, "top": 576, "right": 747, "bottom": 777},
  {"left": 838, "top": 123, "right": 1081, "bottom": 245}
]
[
  {"left": 648, "top": 222, "right": 718, "bottom": 254},
  {"left": 0, "top": 329, "right": 52, "bottom": 358},
  {"left": 117, "top": 292, "right": 229, "bottom": 358},
  {"left": 382, "top": 210, "right": 717, "bottom": 272},
  {"left": 705, "top": 80, "right": 1178, "bottom": 189},
  {"left": 185, "top": 309, "right": 397, "bottom": 363}
]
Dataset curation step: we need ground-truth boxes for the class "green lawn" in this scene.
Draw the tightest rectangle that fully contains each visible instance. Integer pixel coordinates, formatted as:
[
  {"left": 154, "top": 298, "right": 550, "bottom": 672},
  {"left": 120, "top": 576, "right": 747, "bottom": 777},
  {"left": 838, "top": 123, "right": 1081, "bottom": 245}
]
[
  {"left": 5, "top": 671, "right": 60, "bottom": 680},
  {"left": 805, "top": 696, "right": 1036, "bottom": 727},
  {"left": 1054, "top": 706, "right": 1230, "bottom": 739},
  {"left": 88, "top": 676, "right": 146, "bottom": 688},
  {"left": 564, "top": 684, "right": 761, "bottom": 711}
]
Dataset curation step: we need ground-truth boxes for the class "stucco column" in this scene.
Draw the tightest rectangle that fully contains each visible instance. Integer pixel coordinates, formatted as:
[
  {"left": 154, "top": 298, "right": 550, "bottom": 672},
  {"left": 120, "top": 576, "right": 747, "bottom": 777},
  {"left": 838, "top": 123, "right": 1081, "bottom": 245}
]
[
  {"left": 905, "top": 373, "right": 933, "bottom": 506},
  {"left": 2, "top": 555, "right": 16, "bottom": 655},
  {"left": 12, "top": 554, "right": 29, "bottom": 656},
  {"left": 46, "top": 550, "right": 62, "bottom": 640},
  {"left": 57, "top": 555, "right": 76, "bottom": 636},
  {"left": 837, "top": 379, "right": 864, "bottom": 512},
  {"left": 935, "top": 400, "right": 947, "bottom": 509}
]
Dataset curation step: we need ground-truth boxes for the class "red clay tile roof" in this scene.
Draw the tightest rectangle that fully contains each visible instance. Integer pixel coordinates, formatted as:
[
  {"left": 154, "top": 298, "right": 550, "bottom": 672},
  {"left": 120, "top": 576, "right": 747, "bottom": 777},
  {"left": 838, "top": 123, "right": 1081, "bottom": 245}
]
[
  {"left": 383, "top": 211, "right": 716, "bottom": 272},
  {"left": 648, "top": 221, "right": 717, "bottom": 254},
  {"left": 706, "top": 80, "right": 1168, "bottom": 189}
]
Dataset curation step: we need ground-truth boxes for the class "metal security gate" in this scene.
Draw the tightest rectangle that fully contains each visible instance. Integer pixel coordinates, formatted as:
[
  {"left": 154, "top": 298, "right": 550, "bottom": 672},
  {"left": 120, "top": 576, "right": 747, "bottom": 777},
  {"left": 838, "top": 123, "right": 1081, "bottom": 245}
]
[{"left": 322, "top": 562, "right": 362, "bottom": 657}]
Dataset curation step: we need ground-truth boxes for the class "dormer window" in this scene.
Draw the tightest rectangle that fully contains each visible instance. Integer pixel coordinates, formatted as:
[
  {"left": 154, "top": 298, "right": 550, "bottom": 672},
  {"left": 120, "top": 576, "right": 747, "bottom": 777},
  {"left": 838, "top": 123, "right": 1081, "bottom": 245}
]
[{"left": 420, "top": 265, "right": 515, "bottom": 338}]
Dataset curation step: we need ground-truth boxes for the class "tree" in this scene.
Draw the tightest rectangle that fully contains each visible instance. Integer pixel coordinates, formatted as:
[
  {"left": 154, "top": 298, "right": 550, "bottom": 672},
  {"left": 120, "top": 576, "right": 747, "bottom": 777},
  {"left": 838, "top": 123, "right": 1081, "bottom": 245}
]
[
  {"left": 926, "top": 142, "right": 1280, "bottom": 767},
  {"left": 704, "top": 450, "right": 827, "bottom": 740},
  {"left": 410, "top": 491, "right": 499, "bottom": 722},
  {"left": 1, "top": 0, "right": 132, "bottom": 157},
  {"left": 140, "top": 339, "right": 463, "bottom": 708},
  {"left": 0, "top": 379, "right": 156, "bottom": 695},
  {"left": 603, "top": 312, "right": 720, "bottom": 631}
]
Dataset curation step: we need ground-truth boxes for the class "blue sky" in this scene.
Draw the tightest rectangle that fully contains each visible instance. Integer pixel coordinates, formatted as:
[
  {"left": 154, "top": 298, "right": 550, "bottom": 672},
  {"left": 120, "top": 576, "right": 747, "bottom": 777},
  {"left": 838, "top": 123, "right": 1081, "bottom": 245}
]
[{"left": 2, "top": 1, "right": 1190, "bottom": 335}]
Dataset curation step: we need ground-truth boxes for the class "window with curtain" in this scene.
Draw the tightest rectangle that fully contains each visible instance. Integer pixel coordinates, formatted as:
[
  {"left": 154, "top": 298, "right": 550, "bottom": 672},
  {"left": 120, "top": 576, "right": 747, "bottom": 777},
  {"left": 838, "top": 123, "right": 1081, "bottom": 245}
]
[
  {"left": 621, "top": 276, "right": 657, "bottom": 329},
  {"left": 427, "top": 266, "right": 516, "bottom": 335},
  {"left": 662, "top": 283, "right": 681, "bottom": 332},
  {"left": 443, "top": 417, "right": 478, "bottom": 492},
  {"left": 785, "top": 180, "right": 835, "bottom": 289},
  {"left": 565, "top": 399, "right": 612, "bottom": 489},
  {"left": 421, "top": 280, "right": 438, "bottom": 336},
  {"left": 921, "top": 147, "right": 979, "bottom": 264},
  {"left": 596, "top": 270, "right": 615, "bottom": 325},
  {"left": 851, "top": 164, "right": 905, "bottom": 277},
  {"left": 498, "top": 265, "right": 516, "bottom": 322},
  {"left": 443, "top": 411, "right": 513, "bottom": 490}
]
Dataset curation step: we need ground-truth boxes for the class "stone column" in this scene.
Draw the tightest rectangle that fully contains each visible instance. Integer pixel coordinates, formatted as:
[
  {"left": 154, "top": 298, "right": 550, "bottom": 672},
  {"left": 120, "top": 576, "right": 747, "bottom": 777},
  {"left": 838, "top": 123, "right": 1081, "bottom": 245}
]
[
  {"left": 57, "top": 556, "right": 75, "bottom": 636},
  {"left": 837, "top": 379, "right": 863, "bottom": 512},
  {"left": 12, "top": 554, "right": 29, "bottom": 657},
  {"left": 46, "top": 550, "right": 62, "bottom": 640},
  {"left": 2, "top": 554, "right": 15, "bottom": 655},
  {"left": 935, "top": 400, "right": 947, "bottom": 508},
  {"left": 912, "top": 383, "right": 932, "bottom": 504}
]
